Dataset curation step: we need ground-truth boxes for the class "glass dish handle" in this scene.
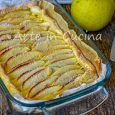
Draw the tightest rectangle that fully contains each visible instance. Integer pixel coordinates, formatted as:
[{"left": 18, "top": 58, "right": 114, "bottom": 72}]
[
  {"left": 39, "top": 86, "right": 108, "bottom": 115},
  {"left": 40, "top": 107, "right": 50, "bottom": 115},
  {"left": 77, "top": 86, "right": 109, "bottom": 115}
]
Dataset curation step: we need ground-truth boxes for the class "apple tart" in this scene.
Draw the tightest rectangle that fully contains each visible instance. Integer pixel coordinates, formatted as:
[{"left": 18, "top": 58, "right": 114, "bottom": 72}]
[{"left": 0, "top": 0, "right": 102, "bottom": 100}]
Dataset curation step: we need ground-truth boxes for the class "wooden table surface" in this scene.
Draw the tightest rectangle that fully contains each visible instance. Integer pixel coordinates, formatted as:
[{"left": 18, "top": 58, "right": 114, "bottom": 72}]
[{"left": 0, "top": 4, "right": 115, "bottom": 115}]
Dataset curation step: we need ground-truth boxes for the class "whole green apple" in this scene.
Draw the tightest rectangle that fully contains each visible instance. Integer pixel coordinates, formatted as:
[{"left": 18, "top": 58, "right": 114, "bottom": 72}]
[{"left": 71, "top": 0, "right": 115, "bottom": 31}]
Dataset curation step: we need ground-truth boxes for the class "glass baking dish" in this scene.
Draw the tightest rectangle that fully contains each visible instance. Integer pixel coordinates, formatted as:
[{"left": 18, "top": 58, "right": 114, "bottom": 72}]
[{"left": 0, "top": 0, "right": 112, "bottom": 115}]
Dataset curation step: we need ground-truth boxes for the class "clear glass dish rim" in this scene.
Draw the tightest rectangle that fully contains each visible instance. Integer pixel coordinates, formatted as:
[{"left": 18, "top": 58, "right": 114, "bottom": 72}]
[{"left": 0, "top": 0, "right": 112, "bottom": 109}]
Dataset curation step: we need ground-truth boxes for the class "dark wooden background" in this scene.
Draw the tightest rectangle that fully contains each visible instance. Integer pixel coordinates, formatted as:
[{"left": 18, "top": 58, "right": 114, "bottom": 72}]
[{"left": 0, "top": 4, "right": 115, "bottom": 115}]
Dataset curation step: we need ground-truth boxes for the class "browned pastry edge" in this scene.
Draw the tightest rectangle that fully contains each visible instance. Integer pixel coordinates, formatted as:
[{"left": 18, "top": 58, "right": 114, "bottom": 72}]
[{"left": 63, "top": 32, "right": 97, "bottom": 76}]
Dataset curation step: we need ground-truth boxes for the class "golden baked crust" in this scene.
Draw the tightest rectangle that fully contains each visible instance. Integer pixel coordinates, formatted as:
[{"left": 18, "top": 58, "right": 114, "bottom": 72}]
[{"left": 0, "top": 0, "right": 102, "bottom": 100}]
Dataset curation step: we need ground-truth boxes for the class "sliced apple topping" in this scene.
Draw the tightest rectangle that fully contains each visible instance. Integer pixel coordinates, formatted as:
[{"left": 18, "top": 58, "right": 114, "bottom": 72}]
[
  {"left": 20, "top": 18, "right": 44, "bottom": 26},
  {"left": 0, "top": 45, "right": 29, "bottom": 62},
  {"left": 30, "top": 25, "right": 49, "bottom": 32},
  {"left": 14, "top": 67, "right": 45, "bottom": 90},
  {"left": 0, "top": 39, "right": 22, "bottom": 51},
  {"left": 33, "top": 39, "right": 66, "bottom": 51},
  {"left": 63, "top": 79, "right": 77, "bottom": 90},
  {"left": 6, "top": 51, "right": 42, "bottom": 73},
  {"left": 0, "top": 34, "right": 12, "bottom": 41},
  {"left": 27, "top": 76, "right": 57, "bottom": 98},
  {"left": 54, "top": 69, "right": 84, "bottom": 86},
  {"left": 0, "top": 29, "right": 20, "bottom": 36},
  {"left": 25, "top": 21, "right": 49, "bottom": 28},
  {"left": 9, "top": 60, "right": 45, "bottom": 80},
  {"left": 22, "top": 67, "right": 52, "bottom": 90},
  {"left": 42, "top": 49, "right": 72, "bottom": 61},
  {"left": 29, "top": 85, "right": 63, "bottom": 100},
  {"left": 0, "top": 45, "right": 20, "bottom": 56},
  {"left": 26, "top": 30, "right": 57, "bottom": 38},
  {"left": 0, "top": 25, "right": 23, "bottom": 32},
  {"left": 25, "top": 65, "right": 80, "bottom": 91},
  {"left": 43, "top": 46, "right": 71, "bottom": 57},
  {"left": 49, "top": 53, "right": 74, "bottom": 64},
  {"left": 52, "top": 64, "right": 81, "bottom": 76},
  {"left": 49, "top": 58, "right": 77, "bottom": 68},
  {"left": 22, "top": 65, "right": 83, "bottom": 98},
  {"left": 4, "top": 10, "right": 30, "bottom": 19}
]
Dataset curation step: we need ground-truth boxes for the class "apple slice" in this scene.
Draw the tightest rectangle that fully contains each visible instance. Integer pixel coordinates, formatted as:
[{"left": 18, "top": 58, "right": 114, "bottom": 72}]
[
  {"left": 0, "top": 29, "right": 20, "bottom": 36},
  {"left": 45, "top": 45, "right": 70, "bottom": 53},
  {"left": 27, "top": 76, "right": 57, "bottom": 98},
  {"left": 0, "top": 45, "right": 29, "bottom": 62},
  {"left": 13, "top": 67, "right": 45, "bottom": 90},
  {"left": 21, "top": 19, "right": 45, "bottom": 26},
  {"left": 52, "top": 64, "right": 80, "bottom": 76},
  {"left": 74, "top": 71, "right": 97, "bottom": 86},
  {"left": 29, "top": 85, "right": 63, "bottom": 100},
  {"left": 8, "top": 17, "right": 29, "bottom": 25},
  {"left": 49, "top": 53, "right": 74, "bottom": 64},
  {"left": 6, "top": 51, "right": 42, "bottom": 73},
  {"left": 54, "top": 69, "right": 84, "bottom": 86},
  {"left": 49, "top": 58, "right": 77, "bottom": 68},
  {"left": 64, "top": 80, "right": 76, "bottom": 90},
  {"left": 0, "top": 25, "right": 22, "bottom": 32},
  {"left": 43, "top": 45, "right": 70, "bottom": 56},
  {"left": 0, "top": 39, "right": 22, "bottom": 51},
  {"left": 27, "top": 30, "right": 58, "bottom": 38},
  {"left": 26, "top": 22, "right": 50, "bottom": 29},
  {"left": 9, "top": 60, "right": 45, "bottom": 80},
  {"left": 0, "top": 45, "right": 20, "bottom": 56},
  {"left": 64, "top": 70, "right": 97, "bottom": 90},
  {"left": 33, "top": 39, "right": 66, "bottom": 52},
  {"left": 29, "top": 25, "right": 49, "bottom": 31},
  {"left": 43, "top": 53, "right": 74, "bottom": 62},
  {"left": 0, "top": 34, "right": 12, "bottom": 41},
  {"left": 63, "top": 74, "right": 83, "bottom": 90},
  {"left": 42, "top": 49, "right": 72, "bottom": 61},
  {"left": 22, "top": 67, "right": 52, "bottom": 90},
  {"left": 4, "top": 10, "right": 30, "bottom": 19}
]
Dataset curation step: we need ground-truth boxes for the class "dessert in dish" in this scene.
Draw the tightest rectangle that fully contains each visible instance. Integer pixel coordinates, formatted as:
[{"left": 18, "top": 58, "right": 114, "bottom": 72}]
[{"left": 0, "top": 0, "right": 102, "bottom": 100}]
